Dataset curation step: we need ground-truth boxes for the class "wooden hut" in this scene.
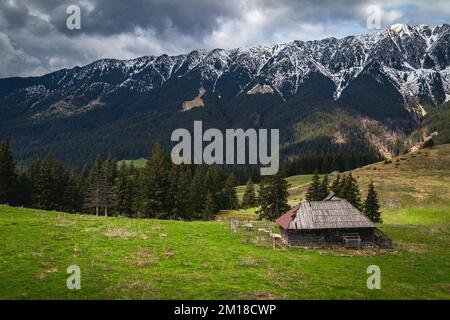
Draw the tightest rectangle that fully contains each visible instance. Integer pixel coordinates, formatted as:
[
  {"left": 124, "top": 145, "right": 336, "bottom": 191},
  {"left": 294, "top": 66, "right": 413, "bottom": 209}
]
[{"left": 276, "top": 193, "right": 379, "bottom": 248}]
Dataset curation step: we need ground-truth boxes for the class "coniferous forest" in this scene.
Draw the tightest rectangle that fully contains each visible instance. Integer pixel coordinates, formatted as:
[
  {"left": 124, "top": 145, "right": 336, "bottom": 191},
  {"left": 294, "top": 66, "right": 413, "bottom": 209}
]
[{"left": 0, "top": 138, "right": 382, "bottom": 220}]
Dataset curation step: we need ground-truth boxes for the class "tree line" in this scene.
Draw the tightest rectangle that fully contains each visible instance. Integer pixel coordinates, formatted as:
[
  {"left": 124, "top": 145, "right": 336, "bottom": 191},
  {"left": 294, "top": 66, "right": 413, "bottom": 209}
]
[
  {"left": 0, "top": 140, "right": 240, "bottom": 219},
  {"left": 284, "top": 152, "right": 382, "bottom": 176},
  {"left": 1, "top": 138, "right": 380, "bottom": 223},
  {"left": 305, "top": 170, "right": 382, "bottom": 223}
]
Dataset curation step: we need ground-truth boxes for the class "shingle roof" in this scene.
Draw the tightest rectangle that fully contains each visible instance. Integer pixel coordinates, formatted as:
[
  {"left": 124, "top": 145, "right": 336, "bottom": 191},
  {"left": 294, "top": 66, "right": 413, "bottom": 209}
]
[
  {"left": 275, "top": 204, "right": 300, "bottom": 229},
  {"left": 277, "top": 196, "right": 375, "bottom": 230}
]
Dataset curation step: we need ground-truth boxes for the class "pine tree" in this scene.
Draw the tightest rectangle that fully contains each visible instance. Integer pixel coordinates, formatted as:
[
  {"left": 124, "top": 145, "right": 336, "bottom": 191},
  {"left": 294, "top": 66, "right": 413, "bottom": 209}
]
[
  {"left": 318, "top": 174, "right": 329, "bottom": 200},
  {"left": 116, "top": 163, "right": 134, "bottom": 216},
  {"left": 141, "top": 144, "right": 170, "bottom": 217},
  {"left": 257, "top": 178, "right": 270, "bottom": 217},
  {"left": 61, "top": 169, "right": 79, "bottom": 213},
  {"left": 104, "top": 155, "right": 118, "bottom": 187},
  {"left": 168, "top": 165, "right": 192, "bottom": 219},
  {"left": 241, "top": 178, "right": 257, "bottom": 208},
  {"left": 305, "top": 169, "right": 321, "bottom": 201},
  {"left": 34, "top": 155, "right": 57, "bottom": 210},
  {"left": 189, "top": 167, "right": 207, "bottom": 217},
  {"left": 132, "top": 167, "right": 145, "bottom": 217},
  {"left": 78, "top": 166, "right": 91, "bottom": 212},
  {"left": 331, "top": 174, "right": 342, "bottom": 197},
  {"left": 257, "top": 173, "right": 290, "bottom": 221},
  {"left": 16, "top": 170, "right": 32, "bottom": 207},
  {"left": 203, "top": 166, "right": 222, "bottom": 215},
  {"left": 340, "top": 173, "right": 362, "bottom": 210},
  {"left": 203, "top": 192, "right": 216, "bottom": 220},
  {"left": 222, "top": 174, "right": 238, "bottom": 210},
  {"left": 0, "top": 139, "right": 18, "bottom": 205},
  {"left": 87, "top": 156, "right": 108, "bottom": 216},
  {"left": 363, "top": 180, "right": 382, "bottom": 223}
]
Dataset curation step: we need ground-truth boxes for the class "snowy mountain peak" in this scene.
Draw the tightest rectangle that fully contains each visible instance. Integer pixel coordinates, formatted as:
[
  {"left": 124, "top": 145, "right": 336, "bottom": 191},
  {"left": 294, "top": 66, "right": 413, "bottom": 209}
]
[{"left": 2, "top": 24, "right": 449, "bottom": 120}]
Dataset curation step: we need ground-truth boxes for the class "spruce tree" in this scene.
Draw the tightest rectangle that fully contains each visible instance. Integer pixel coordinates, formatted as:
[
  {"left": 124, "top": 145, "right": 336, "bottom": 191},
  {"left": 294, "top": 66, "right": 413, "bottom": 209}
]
[
  {"left": 331, "top": 174, "right": 342, "bottom": 197},
  {"left": 257, "top": 178, "right": 271, "bottom": 218},
  {"left": 116, "top": 163, "right": 134, "bottom": 216},
  {"left": 222, "top": 174, "right": 238, "bottom": 210},
  {"left": 16, "top": 171, "right": 32, "bottom": 207},
  {"left": 363, "top": 180, "right": 382, "bottom": 223},
  {"left": 87, "top": 156, "right": 107, "bottom": 216},
  {"left": 104, "top": 155, "right": 118, "bottom": 187},
  {"left": 0, "top": 139, "right": 18, "bottom": 205},
  {"left": 204, "top": 166, "right": 222, "bottom": 215},
  {"left": 189, "top": 167, "right": 206, "bottom": 217},
  {"left": 340, "top": 173, "right": 362, "bottom": 210},
  {"left": 35, "top": 155, "right": 57, "bottom": 210},
  {"left": 242, "top": 178, "right": 257, "bottom": 208},
  {"left": 141, "top": 144, "right": 170, "bottom": 217},
  {"left": 305, "top": 169, "right": 321, "bottom": 201},
  {"left": 168, "top": 165, "right": 192, "bottom": 219},
  {"left": 318, "top": 174, "right": 329, "bottom": 200},
  {"left": 203, "top": 192, "right": 216, "bottom": 220},
  {"left": 257, "top": 173, "right": 290, "bottom": 221}
]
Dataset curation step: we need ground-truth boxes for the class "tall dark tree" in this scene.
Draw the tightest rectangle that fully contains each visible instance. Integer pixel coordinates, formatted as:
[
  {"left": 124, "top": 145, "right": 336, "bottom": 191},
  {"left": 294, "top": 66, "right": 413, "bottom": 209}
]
[
  {"left": 34, "top": 155, "right": 57, "bottom": 210},
  {"left": 203, "top": 192, "right": 216, "bottom": 220},
  {"left": 141, "top": 144, "right": 170, "bottom": 217},
  {"left": 62, "top": 169, "right": 81, "bottom": 213},
  {"left": 168, "top": 165, "right": 192, "bottom": 219},
  {"left": 257, "top": 173, "right": 290, "bottom": 221},
  {"left": 104, "top": 155, "right": 118, "bottom": 187},
  {"left": 305, "top": 169, "right": 321, "bottom": 201},
  {"left": 78, "top": 166, "right": 91, "bottom": 212},
  {"left": 363, "top": 180, "right": 382, "bottom": 223},
  {"left": 0, "top": 139, "right": 18, "bottom": 205},
  {"left": 87, "top": 156, "right": 108, "bottom": 216},
  {"left": 241, "top": 178, "right": 257, "bottom": 208},
  {"left": 204, "top": 166, "right": 222, "bottom": 214},
  {"left": 222, "top": 174, "right": 238, "bottom": 210},
  {"left": 331, "top": 174, "right": 342, "bottom": 197},
  {"left": 116, "top": 163, "right": 134, "bottom": 216},
  {"left": 189, "top": 167, "right": 207, "bottom": 217},
  {"left": 340, "top": 173, "right": 362, "bottom": 210},
  {"left": 16, "top": 171, "right": 32, "bottom": 207},
  {"left": 318, "top": 174, "right": 329, "bottom": 200}
]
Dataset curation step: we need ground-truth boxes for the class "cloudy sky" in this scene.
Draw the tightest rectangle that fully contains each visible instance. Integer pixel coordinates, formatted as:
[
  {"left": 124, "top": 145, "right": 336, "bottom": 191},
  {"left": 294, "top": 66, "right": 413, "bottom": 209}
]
[{"left": 1, "top": 0, "right": 449, "bottom": 78}]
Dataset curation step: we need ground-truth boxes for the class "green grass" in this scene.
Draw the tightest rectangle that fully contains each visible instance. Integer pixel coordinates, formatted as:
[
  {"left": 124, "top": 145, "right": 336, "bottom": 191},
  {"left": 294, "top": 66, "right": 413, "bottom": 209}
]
[
  {"left": 2, "top": 145, "right": 450, "bottom": 299},
  {"left": 0, "top": 205, "right": 449, "bottom": 300},
  {"left": 117, "top": 158, "right": 147, "bottom": 168},
  {"left": 216, "top": 208, "right": 259, "bottom": 221}
]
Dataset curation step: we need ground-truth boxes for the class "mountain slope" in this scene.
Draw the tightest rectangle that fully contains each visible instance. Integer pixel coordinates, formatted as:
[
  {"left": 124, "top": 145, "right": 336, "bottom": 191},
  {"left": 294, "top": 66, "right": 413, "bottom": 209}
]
[{"left": 1, "top": 24, "right": 450, "bottom": 165}]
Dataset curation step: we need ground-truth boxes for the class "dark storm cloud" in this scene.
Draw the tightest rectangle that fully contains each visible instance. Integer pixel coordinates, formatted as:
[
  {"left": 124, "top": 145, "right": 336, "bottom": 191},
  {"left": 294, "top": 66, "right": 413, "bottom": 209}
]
[
  {"left": 1, "top": 0, "right": 449, "bottom": 78},
  {"left": 27, "top": 0, "right": 367, "bottom": 37},
  {"left": 0, "top": 0, "right": 29, "bottom": 29},
  {"left": 22, "top": 0, "right": 241, "bottom": 38}
]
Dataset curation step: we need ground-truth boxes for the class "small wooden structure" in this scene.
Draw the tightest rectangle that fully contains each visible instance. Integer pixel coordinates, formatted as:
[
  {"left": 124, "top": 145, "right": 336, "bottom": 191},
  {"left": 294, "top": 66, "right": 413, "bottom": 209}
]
[
  {"left": 342, "top": 233, "right": 361, "bottom": 249},
  {"left": 276, "top": 193, "right": 385, "bottom": 248}
]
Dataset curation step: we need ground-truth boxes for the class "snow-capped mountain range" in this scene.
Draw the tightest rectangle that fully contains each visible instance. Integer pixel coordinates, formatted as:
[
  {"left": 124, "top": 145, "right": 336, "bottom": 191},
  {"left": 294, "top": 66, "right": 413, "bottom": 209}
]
[
  {"left": 1, "top": 24, "right": 449, "bottom": 164},
  {"left": 4, "top": 24, "right": 450, "bottom": 114}
]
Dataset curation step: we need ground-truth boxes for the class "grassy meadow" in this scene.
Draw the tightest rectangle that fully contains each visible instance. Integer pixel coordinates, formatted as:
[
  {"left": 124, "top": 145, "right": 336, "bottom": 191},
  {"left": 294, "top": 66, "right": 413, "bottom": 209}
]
[{"left": 0, "top": 145, "right": 449, "bottom": 299}]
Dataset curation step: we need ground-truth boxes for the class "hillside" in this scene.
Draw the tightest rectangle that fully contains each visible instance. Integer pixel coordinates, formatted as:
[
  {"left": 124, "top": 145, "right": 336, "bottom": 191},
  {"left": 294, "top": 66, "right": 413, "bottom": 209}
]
[
  {"left": 1, "top": 24, "right": 450, "bottom": 166},
  {"left": 2, "top": 146, "right": 450, "bottom": 299},
  {"left": 352, "top": 144, "right": 450, "bottom": 208},
  {"left": 238, "top": 144, "right": 450, "bottom": 207},
  {"left": 1, "top": 146, "right": 450, "bottom": 299},
  {"left": 0, "top": 205, "right": 449, "bottom": 300},
  {"left": 226, "top": 144, "right": 450, "bottom": 221}
]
